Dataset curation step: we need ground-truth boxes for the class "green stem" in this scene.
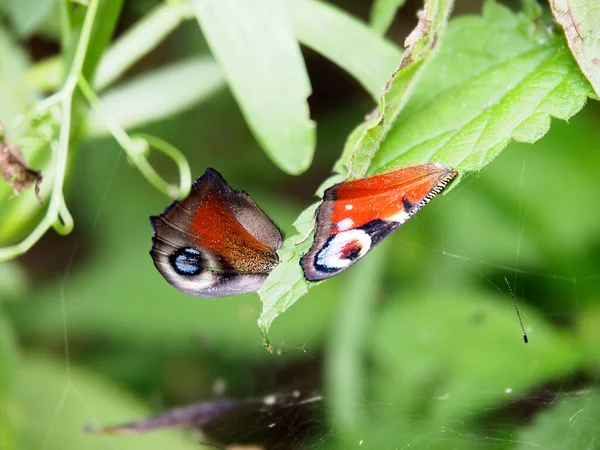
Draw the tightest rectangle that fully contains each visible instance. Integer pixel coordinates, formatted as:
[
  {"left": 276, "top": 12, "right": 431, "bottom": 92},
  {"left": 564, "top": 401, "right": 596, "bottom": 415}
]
[
  {"left": 59, "top": 0, "right": 73, "bottom": 56},
  {"left": 0, "top": 0, "right": 100, "bottom": 262},
  {"left": 94, "top": 1, "right": 195, "bottom": 91},
  {"left": 28, "top": 1, "right": 195, "bottom": 93},
  {"left": 133, "top": 133, "right": 191, "bottom": 198},
  {"left": 78, "top": 76, "right": 190, "bottom": 198},
  {"left": 67, "top": 0, "right": 99, "bottom": 86}
]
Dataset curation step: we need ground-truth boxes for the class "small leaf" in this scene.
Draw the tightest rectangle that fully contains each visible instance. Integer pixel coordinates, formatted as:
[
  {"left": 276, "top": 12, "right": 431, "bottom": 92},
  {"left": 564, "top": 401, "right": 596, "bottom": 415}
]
[
  {"left": 193, "top": 0, "right": 315, "bottom": 175},
  {"left": 550, "top": 0, "right": 600, "bottom": 98},
  {"left": 370, "top": 0, "right": 407, "bottom": 35},
  {"left": 258, "top": 0, "right": 454, "bottom": 348},
  {"left": 8, "top": 0, "right": 57, "bottom": 37},
  {"left": 87, "top": 57, "right": 225, "bottom": 136},
  {"left": 258, "top": 234, "right": 314, "bottom": 351},
  {"left": 289, "top": 0, "right": 403, "bottom": 100},
  {"left": 371, "top": 1, "right": 595, "bottom": 175},
  {"left": 517, "top": 389, "right": 600, "bottom": 449}
]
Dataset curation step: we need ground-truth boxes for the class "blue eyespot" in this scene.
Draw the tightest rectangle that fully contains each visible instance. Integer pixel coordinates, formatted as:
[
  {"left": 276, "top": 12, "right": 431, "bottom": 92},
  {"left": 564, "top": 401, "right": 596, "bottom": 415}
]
[{"left": 170, "top": 247, "right": 203, "bottom": 276}]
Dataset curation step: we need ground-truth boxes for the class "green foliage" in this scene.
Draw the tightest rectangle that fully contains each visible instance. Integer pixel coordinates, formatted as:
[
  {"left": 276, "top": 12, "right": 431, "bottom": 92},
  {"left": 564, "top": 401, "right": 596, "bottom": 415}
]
[
  {"left": 258, "top": 0, "right": 594, "bottom": 346},
  {"left": 7, "top": 143, "right": 343, "bottom": 356},
  {"left": 371, "top": 290, "right": 577, "bottom": 420},
  {"left": 259, "top": 0, "right": 454, "bottom": 348},
  {"left": 0, "top": 0, "right": 599, "bottom": 449},
  {"left": 80, "top": 0, "right": 124, "bottom": 82},
  {"left": 344, "top": 286, "right": 582, "bottom": 448},
  {"left": 0, "top": 0, "right": 401, "bottom": 259},
  {"left": 88, "top": 57, "right": 225, "bottom": 136},
  {"left": 193, "top": 0, "right": 315, "bottom": 175},
  {"left": 372, "top": 1, "right": 594, "bottom": 174},
  {"left": 289, "top": 0, "right": 403, "bottom": 100}
]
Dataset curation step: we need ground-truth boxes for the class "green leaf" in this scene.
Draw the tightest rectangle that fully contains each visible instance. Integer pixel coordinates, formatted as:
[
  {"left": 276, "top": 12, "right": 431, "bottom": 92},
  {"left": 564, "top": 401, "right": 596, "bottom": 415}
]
[
  {"left": 258, "top": 232, "right": 314, "bottom": 351},
  {"left": 370, "top": 0, "right": 407, "bottom": 35},
  {"left": 370, "top": 1, "right": 595, "bottom": 175},
  {"left": 258, "top": 0, "right": 454, "bottom": 349},
  {"left": 87, "top": 57, "right": 225, "bottom": 136},
  {"left": 348, "top": 0, "right": 454, "bottom": 177},
  {"left": 550, "top": 0, "right": 600, "bottom": 98},
  {"left": 193, "top": 0, "right": 315, "bottom": 175},
  {"left": 16, "top": 355, "right": 210, "bottom": 450},
  {"left": 0, "top": 314, "right": 17, "bottom": 450},
  {"left": 289, "top": 0, "right": 403, "bottom": 100},
  {"left": 517, "top": 389, "right": 600, "bottom": 449},
  {"left": 8, "top": 0, "right": 57, "bottom": 37}
]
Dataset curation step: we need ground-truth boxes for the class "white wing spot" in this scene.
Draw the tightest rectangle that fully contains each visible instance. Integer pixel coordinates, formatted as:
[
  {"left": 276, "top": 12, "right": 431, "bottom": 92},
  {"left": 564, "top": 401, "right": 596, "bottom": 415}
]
[
  {"left": 345, "top": 204, "right": 353, "bottom": 210},
  {"left": 337, "top": 217, "right": 354, "bottom": 231},
  {"left": 316, "top": 229, "right": 371, "bottom": 270}
]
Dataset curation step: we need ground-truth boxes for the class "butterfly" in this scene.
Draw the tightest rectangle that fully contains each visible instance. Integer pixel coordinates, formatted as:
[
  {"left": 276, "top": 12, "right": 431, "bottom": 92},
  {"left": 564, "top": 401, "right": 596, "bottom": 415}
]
[
  {"left": 150, "top": 168, "right": 283, "bottom": 298},
  {"left": 300, "top": 163, "right": 458, "bottom": 281}
]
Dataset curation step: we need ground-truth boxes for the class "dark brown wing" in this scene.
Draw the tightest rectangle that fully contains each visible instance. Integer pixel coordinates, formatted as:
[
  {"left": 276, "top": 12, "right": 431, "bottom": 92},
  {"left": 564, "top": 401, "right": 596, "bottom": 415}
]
[{"left": 150, "top": 168, "right": 282, "bottom": 297}]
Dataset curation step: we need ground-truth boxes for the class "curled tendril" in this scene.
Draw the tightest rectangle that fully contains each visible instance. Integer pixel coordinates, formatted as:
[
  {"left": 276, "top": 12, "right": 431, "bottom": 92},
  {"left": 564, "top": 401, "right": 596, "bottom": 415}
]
[
  {"left": 78, "top": 75, "right": 191, "bottom": 199},
  {"left": 132, "top": 133, "right": 191, "bottom": 199}
]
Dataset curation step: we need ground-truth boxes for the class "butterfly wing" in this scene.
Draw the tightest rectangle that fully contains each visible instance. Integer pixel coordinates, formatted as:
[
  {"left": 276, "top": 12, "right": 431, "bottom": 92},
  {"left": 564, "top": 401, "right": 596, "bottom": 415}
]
[
  {"left": 150, "top": 168, "right": 283, "bottom": 297},
  {"left": 301, "top": 164, "right": 457, "bottom": 281}
]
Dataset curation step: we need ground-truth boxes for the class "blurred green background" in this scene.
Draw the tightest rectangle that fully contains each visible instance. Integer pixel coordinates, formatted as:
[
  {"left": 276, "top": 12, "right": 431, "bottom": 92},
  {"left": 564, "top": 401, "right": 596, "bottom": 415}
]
[{"left": 1, "top": 0, "right": 599, "bottom": 449}]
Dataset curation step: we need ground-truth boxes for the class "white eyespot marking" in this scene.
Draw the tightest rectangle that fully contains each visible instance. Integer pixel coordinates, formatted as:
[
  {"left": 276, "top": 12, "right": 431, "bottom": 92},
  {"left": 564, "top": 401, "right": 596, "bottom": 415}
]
[
  {"left": 337, "top": 218, "right": 354, "bottom": 231},
  {"left": 154, "top": 247, "right": 220, "bottom": 295},
  {"left": 389, "top": 209, "right": 410, "bottom": 224},
  {"left": 345, "top": 204, "right": 353, "bottom": 210},
  {"left": 316, "top": 229, "right": 371, "bottom": 270}
]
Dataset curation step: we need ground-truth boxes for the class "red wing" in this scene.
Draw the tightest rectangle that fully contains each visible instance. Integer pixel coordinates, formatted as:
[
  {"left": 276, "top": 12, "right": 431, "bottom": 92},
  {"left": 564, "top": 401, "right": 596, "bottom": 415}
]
[
  {"left": 328, "top": 164, "right": 456, "bottom": 232},
  {"left": 300, "top": 164, "right": 457, "bottom": 281}
]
